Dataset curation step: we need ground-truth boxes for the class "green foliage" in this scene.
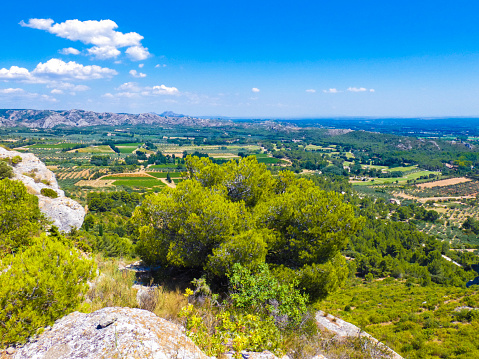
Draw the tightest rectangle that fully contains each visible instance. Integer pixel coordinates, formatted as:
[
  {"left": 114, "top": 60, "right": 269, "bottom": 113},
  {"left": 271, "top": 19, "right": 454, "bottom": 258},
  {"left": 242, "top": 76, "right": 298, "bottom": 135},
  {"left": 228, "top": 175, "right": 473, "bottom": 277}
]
[
  {"left": 134, "top": 156, "right": 361, "bottom": 301},
  {"left": 134, "top": 179, "right": 252, "bottom": 266},
  {"left": 11, "top": 155, "right": 22, "bottom": 165},
  {"left": 0, "top": 234, "right": 96, "bottom": 346},
  {"left": 320, "top": 279, "right": 479, "bottom": 359},
  {"left": 228, "top": 263, "right": 308, "bottom": 328},
  {"left": 179, "top": 302, "right": 283, "bottom": 357},
  {"left": 0, "top": 179, "right": 44, "bottom": 255},
  {"left": 206, "top": 229, "right": 269, "bottom": 276},
  {"left": 87, "top": 191, "right": 141, "bottom": 215},
  {"left": 40, "top": 187, "right": 58, "bottom": 198},
  {"left": 0, "top": 161, "right": 13, "bottom": 179}
]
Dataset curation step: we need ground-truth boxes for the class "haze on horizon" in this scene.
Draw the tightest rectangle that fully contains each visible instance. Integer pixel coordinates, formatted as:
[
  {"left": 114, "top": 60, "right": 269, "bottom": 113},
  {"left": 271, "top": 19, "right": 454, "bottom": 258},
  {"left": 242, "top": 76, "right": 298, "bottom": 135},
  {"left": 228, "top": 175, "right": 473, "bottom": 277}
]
[{"left": 1, "top": 1, "right": 479, "bottom": 119}]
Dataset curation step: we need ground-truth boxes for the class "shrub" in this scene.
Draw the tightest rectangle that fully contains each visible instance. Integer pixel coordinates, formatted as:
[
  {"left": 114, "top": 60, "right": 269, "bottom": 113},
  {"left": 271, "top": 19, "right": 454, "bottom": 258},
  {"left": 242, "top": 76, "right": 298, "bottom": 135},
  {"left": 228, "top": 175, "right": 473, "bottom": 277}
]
[
  {"left": 40, "top": 187, "right": 58, "bottom": 198},
  {"left": 228, "top": 263, "right": 308, "bottom": 328},
  {"left": 179, "top": 300, "right": 283, "bottom": 357},
  {"left": 11, "top": 155, "right": 22, "bottom": 165},
  {"left": 0, "top": 179, "right": 44, "bottom": 255},
  {"left": 0, "top": 161, "right": 13, "bottom": 179},
  {"left": 0, "top": 234, "right": 96, "bottom": 346}
]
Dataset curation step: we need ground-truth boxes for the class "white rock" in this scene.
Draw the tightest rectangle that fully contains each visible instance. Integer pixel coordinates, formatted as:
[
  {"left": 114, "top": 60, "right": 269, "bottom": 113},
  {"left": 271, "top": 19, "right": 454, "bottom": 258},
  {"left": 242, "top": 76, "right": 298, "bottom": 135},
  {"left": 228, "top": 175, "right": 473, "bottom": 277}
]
[
  {"left": 315, "top": 310, "right": 402, "bottom": 359},
  {"left": 0, "top": 147, "right": 85, "bottom": 232},
  {"left": 13, "top": 307, "right": 208, "bottom": 359}
]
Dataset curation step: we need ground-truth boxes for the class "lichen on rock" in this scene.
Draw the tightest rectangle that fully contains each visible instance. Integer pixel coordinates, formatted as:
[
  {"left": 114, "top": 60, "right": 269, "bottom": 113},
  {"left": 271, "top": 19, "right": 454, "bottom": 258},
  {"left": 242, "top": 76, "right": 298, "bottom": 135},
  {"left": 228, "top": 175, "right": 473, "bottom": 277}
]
[{"left": 13, "top": 307, "right": 209, "bottom": 359}]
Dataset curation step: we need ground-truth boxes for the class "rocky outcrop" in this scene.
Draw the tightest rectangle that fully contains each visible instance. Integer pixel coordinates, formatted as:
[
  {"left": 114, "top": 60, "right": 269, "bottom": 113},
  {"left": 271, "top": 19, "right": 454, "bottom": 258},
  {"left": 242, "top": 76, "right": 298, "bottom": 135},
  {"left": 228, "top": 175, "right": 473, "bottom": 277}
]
[
  {"left": 0, "top": 109, "right": 229, "bottom": 129},
  {"left": 0, "top": 147, "right": 85, "bottom": 232},
  {"left": 315, "top": 311, "right": 402, "bottom": 359},
  {"left": 13, "top": 307, "right": 208, "bottom": 359}
]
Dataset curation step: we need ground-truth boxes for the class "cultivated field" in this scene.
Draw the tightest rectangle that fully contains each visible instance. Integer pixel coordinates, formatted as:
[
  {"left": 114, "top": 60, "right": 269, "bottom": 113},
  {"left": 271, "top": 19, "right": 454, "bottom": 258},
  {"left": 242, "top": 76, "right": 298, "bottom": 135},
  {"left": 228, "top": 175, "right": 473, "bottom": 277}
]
[{"left": 417, "top": 177, "right": 471, "bottom": 188}]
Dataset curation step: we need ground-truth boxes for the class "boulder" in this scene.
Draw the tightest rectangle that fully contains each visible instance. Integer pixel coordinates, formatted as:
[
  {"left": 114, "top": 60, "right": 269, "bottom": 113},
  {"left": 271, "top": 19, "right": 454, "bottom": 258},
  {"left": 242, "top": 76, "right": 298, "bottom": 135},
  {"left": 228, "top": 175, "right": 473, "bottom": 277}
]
[
  {"left": 14, "top": 307, "right": 208, "bottom": 359},
  {"left": 0, "top": 147, "right": 85, "bottom": 232}
]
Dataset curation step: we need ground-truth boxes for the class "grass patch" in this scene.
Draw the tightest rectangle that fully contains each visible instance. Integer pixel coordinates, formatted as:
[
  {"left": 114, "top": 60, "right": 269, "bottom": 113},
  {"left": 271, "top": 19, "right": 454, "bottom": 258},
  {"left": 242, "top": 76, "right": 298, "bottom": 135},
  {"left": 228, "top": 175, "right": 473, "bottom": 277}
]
[
  {"left": 146, "top": 172, "right": 183, "bottom": 178},
  {"left": 112, "top": 178, "right": 165, "bottom": 187}
]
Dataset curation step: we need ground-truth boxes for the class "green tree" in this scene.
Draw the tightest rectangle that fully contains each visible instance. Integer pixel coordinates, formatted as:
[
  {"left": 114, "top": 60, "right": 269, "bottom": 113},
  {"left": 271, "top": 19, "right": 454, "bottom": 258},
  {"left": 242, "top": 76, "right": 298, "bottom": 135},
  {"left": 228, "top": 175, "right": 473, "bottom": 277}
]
[
  {"left": 134, "top": 156, "right": 362, "bottom": 301},
  {"left": 134, "top": 179, "right": 253, "bottom": 266},
  {"left": 0, "top": 179, "right": 45, "bottom": 255}
]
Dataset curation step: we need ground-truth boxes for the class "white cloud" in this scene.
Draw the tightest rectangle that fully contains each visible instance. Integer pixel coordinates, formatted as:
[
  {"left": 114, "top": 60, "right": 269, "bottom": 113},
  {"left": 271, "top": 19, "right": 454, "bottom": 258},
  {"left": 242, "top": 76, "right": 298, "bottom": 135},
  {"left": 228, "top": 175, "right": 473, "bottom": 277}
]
[
  {"left": 251, "top": 87, "right": 260, "bottom": 93},
  {"left": 106, "top": 83, "right": 179, "bottom": 99},
  {"left": 305, "top": 89, "right": 316, "bottom": 93},
  {"left": 151, "top": 84, "right": 179, "bottom": 95},
  {"left": 20, "top": 18, "right": 150, "bottom": 61},
  {"left": 323, "top": 88, "right": 339, "bottom": 93},
  {"left": 347, "top": 87, "right": 367, "bottom": 92},
  {"left": 116, "top": 82, "right": 141, "bottom": 92},
  {"left": 0, "top": 87, "right": 57, "bottom": 102},
  {"left": 87, "top": 46, "right": 121, "bottom": 60},
  {"left": 50, "top": 89, "right": 63, "bottom": 94},
  {"left": 138, "top": 63, "right": 144, "bottom": 68},
  {"left": 129, "top": 69, "right": 146, "bottom": 78},
  {"left": 0, "top": 59, "right": 117, "bottom": 86},
  {"left": 370, "top": 89, "right": 375, "bottom": 92},
  {"left": 0, "top": 66, "right": 32, "bottom": 81},
  {"left": 0, "top": 88, "right": 25, "bottom": 94},
  {"left": 32, "top": 59, "right": 117, "bottom": 80},
  {"left": 125, "top": 46, "right": 150, "bottom": 61},
  {"left": 49, "top": 82, "right": 90, "bottom": 91},
  {"left": 59, "top": 47, "right": 80, "bottom": 55},
  {"left": 155, "top": 64, "right": 167, "bottom": 68},
  {"left": 21, "top": 18, "right": 54, "bottom": 30}
]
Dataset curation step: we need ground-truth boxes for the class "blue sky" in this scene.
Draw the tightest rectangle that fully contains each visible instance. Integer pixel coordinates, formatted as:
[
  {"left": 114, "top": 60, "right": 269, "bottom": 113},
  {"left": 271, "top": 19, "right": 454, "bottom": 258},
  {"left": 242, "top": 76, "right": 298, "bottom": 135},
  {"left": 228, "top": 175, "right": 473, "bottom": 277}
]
[{"left": 1, "top": 1, "right": 479, "bottom": 118}]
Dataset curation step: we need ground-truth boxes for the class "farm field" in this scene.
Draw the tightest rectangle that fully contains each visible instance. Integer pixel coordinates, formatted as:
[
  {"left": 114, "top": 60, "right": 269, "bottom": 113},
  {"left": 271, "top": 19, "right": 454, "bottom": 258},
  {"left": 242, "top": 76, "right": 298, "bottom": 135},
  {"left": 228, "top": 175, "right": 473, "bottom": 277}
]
[
  {"left": 28, "top": 143, "right": 82, "bottom": 149},
  {"left": 102, "top": 175, "right": 165, "bottom": 188},
  {"left": 73, "top": 145, "right": 114, "bottom": 154},
  {"left": 405, "top": 179, "right": 479, "bottom": 198},
  {"left": 352, "top": 170, "right": 440, "bottom": 186},
  {"left": 418, "top": 177, "right": 471, "bottom": 188},
  {"left": 146, "top": 172, "right": 182, "bottom": 178}
]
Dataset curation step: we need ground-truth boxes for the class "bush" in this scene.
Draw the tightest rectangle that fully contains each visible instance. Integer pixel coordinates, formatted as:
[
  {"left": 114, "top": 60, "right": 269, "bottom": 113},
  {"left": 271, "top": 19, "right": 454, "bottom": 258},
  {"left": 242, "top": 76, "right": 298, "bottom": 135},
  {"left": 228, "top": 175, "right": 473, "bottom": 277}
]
[
  {"left": 0, "top": 161, "right": 13, "bottom": 179},
  {"left": 228, "top": 263, "right": 308, "bottom": 328},
  {"left": 0, "top": 234, "right": 96, "bottom": 346},
  {"left": 40, "top": 188, "right": 58, "bottom": 198},
  {"left": 11, "top": 155, "right": 22, "bottom": 166}
]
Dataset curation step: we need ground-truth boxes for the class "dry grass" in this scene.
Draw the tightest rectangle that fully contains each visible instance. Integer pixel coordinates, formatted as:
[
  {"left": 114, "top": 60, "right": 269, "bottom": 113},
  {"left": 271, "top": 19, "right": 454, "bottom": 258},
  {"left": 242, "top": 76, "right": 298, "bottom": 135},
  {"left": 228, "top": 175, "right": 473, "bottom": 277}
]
[
  {"left": 417, "top": 177, "right": 471, "bottom": 188},
  {"left": 83, "top": 257, "right": 187, "bottom": 325}
]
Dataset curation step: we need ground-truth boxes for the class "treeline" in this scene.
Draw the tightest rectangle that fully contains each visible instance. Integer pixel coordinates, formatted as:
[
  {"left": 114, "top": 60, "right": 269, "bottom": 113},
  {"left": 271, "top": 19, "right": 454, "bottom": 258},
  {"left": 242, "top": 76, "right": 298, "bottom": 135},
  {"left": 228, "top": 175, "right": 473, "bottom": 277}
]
[{"left": 304, "top": 174, "right": 475, "bottom": 286}]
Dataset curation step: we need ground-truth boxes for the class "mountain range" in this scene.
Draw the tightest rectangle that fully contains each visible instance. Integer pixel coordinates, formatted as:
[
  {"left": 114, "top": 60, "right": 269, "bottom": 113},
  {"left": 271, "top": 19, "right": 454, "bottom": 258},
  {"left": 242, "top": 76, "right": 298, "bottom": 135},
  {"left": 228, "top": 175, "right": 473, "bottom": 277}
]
[{"left": 0, "top": 109, "right": 230, "bottom": 128}]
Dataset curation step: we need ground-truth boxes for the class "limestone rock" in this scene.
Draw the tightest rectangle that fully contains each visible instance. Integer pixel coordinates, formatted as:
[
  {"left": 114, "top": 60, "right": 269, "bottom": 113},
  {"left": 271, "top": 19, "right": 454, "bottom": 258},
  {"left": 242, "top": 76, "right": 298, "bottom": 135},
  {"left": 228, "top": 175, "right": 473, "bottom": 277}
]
[
  {"left": 315, "top": 311, "right": 402, "bottom": 359},
  {"left": 13, "top": 307, "right": 208, "bottom": 359},
  {"left": 0, "top": 147, "right": 85, "bottom": 232}
]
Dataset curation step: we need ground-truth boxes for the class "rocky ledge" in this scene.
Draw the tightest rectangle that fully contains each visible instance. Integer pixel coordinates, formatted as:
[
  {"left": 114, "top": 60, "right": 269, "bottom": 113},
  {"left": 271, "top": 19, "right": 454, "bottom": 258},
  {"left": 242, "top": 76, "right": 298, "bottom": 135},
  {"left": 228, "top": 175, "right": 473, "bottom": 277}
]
[
  {"left": 13, "top": 307, "right": 208, "bottom": 359},
  {"left": 0, "top": 147, "right": 85, "bottom": 232}
]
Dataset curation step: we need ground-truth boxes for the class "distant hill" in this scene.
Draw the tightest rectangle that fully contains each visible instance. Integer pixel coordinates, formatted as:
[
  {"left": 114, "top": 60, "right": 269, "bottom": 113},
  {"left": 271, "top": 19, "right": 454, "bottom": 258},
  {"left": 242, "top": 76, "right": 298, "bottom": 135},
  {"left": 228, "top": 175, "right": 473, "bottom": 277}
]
[
  {"left": 157, "top": 111, "right": 186, "bottom": 118},
  {"left": 0, "top": 109, "right": 230, "bottom": 129}
]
